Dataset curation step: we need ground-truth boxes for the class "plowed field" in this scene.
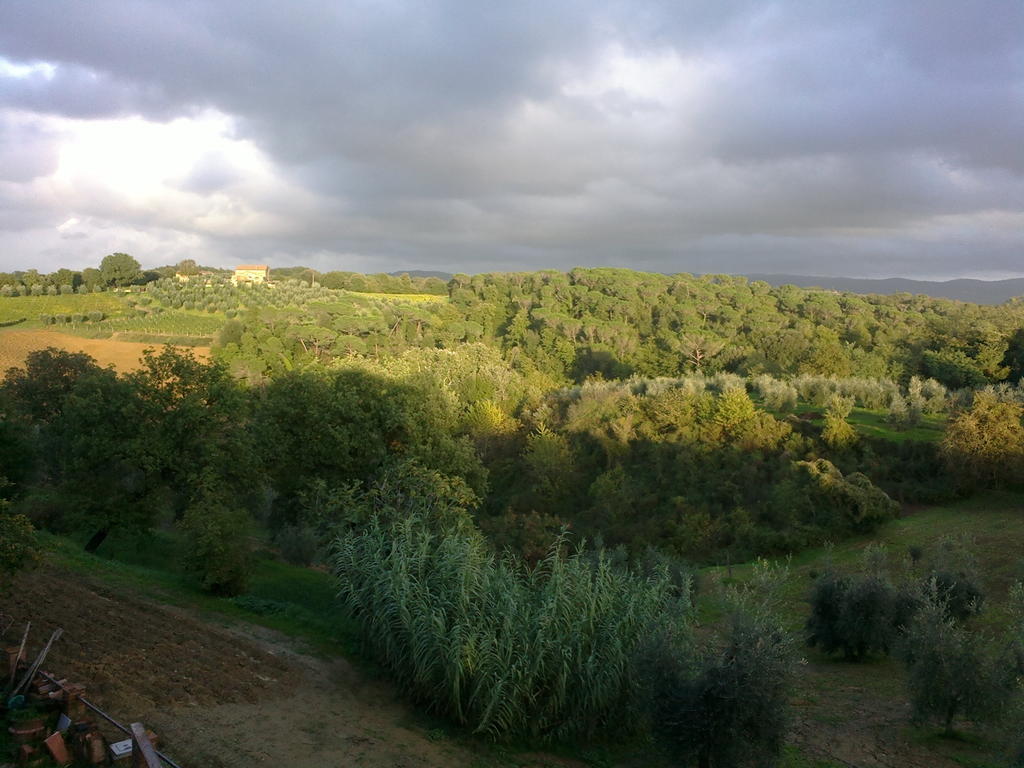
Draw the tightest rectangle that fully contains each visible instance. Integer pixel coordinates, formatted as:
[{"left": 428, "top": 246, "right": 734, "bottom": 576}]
[{"left": 0, "top": 567, "right": 489, "bottom": 768}]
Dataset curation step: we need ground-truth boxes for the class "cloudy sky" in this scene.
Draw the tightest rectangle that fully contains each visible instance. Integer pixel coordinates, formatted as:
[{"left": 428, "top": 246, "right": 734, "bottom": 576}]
[{"left": 1, "top": 1, "right": 1022, "bottom": 278}]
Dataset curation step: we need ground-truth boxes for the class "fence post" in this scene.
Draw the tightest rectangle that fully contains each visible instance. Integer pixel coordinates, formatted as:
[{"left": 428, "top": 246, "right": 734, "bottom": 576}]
[{"left": 130, "top": 722, "right": 161, "bottom": 768}]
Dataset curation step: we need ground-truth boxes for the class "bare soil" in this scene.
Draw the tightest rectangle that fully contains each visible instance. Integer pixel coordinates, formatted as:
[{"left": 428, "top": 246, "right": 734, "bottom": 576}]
[
  {"left": 0, "top": 330, "right": 209, "bottom": 375},
  {"left": 0, "top": 567, "right": 488, "bottom": 768}
]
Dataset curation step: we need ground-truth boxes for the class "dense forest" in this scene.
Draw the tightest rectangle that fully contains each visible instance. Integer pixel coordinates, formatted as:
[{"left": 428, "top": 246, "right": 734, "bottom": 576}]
[{"left": 3, "top": 258, "right": 1024, "bottom": 764}]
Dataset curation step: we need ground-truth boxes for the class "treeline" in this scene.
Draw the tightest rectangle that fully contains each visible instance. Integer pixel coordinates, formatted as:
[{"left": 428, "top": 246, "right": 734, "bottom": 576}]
[{"left": 207, "top": 268, "right": 1024, "bottom": 389}]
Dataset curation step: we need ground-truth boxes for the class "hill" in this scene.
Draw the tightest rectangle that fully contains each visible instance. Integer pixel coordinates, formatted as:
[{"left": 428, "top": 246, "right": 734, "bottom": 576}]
[{"left": 746, "top": 273, "right": 1024, "bottom": 304}]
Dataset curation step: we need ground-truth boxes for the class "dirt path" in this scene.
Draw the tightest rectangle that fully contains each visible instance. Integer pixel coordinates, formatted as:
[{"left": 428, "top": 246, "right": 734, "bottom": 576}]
[{"left": 0, "top": 567, "right": 483, "bottom": 768}]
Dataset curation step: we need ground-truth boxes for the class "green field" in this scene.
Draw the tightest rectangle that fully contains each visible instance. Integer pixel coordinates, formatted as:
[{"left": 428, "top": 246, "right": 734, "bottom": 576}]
[
  {"left": 698, "top": 493, "right": 1024, "bottom": 768},
  {"left": 790, "top": 402, "right": 947, "bottom": 443},
  {"left": 0, "top": 293, "right": 125, "bottom": 325},
  {"left": 73, "top": 309, "right": 225, "bottom": 339}
]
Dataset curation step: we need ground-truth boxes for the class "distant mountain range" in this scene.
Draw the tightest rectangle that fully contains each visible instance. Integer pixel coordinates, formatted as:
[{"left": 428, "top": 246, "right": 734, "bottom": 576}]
[
  {"left": 386, "top": 269, "right": 1024, "bottom": 305},
  {"left": 744, "top": 274, "right": 1024, "bottom": 305},
  {"left": 388, "top": 270, "right": 452, "bottom": 280}
]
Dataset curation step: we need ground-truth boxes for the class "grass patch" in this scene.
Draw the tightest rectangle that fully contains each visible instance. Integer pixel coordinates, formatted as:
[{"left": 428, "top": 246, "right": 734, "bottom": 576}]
[
  {"left": 65, "top": 308, "right": 225, "bottom": 339},
  {"left": 700, "top": 491, "right": 1024, "bottom": 632},
  {"left": 344, "top": 290, "right": 447, "bottom": 303},
  {"left": 788, "top": 402, "right": 946, "bottom": 443},
  {"left": 778, "top": 745, "right": 846, "bottom": 767},
  {"left": 0, "top": 293, "right": 125, "bottom": 324},
  {"left": 43, "top": 528, "right": 359, "bottom": 657}
]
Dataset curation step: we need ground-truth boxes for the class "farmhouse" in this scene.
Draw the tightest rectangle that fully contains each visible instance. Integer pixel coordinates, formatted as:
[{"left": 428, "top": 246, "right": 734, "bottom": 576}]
[{"left": 232, "top": 264, "right": 270, "bottom": 285}]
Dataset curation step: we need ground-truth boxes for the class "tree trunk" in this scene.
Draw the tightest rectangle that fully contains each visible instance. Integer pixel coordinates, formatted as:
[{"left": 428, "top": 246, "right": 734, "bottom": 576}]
[
  {"left": 944, "top": 702, "right": 958, "bottom": 736},
  {"left": 84, "top": 528, "right": 109, "bottom": 553}
]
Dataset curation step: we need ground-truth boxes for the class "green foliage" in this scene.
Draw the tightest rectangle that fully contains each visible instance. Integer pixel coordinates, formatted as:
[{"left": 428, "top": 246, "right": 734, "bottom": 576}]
[
  {"left": 921, "top": 349, "right": 989, "bottom": 390},
  {"left": 942, "top": 392, "right": 1024, "bottom": 489},
  {"left": 273, "top": 525, "right": 320, "bottom": 566},
  {"left": 900, "top": 585, "right": 1019, "bottom": 735},
  {"left": 822, "top": 394, "right": 858, "bottom": 448},
  {"left": 180, "top": 490, "right": 254, "bottom": 596},
  {"left": 334, "top": 509, "right": 681, "bottom": 740},
  {"left": 99, "top": 252, "right": 143, "bottom": 287},
  {"left": 256, "top": 367, "right": 485, "bottom": 529},
  {"left": 650, "top": 561, "right": 794, "bottom": 768},
  {"left": 0, "top": 494, "right": 37, "bottom": 589},
  {"left": 805, "top": 567, "right": 915, "bottom": 660},
  {"left": 780, "top": 459, "right": 899, "bottom": 536}
]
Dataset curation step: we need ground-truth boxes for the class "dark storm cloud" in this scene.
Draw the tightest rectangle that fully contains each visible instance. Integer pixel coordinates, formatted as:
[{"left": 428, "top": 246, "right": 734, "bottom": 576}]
[{"left": 0, "top": 0, "right": 1022, "bottom": 277}]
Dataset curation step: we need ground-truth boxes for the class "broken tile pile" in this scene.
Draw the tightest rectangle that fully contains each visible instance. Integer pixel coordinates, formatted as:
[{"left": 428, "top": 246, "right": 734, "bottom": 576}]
[{"left": 3, "top": 626, "right": 162, "bottom": 767}]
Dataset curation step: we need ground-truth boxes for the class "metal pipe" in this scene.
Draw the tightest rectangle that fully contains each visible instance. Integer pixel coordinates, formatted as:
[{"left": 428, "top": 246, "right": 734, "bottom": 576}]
[{"left": 36, "top": 669, "right": 184, "bottom": 768}]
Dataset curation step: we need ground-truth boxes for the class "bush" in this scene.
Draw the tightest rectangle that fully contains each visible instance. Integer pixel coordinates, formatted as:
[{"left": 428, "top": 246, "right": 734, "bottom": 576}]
[
  {"left": 334, "top": 510, "right": 679, "bottom": 739},
  {"left": 806, "top": 560, "right": 916, "bottom": 660},
  {"left": 900, "top": 589, "right": 1018, "bottom": 736},
  {"left": 274, "top": 524, "right": 319, "bottom": 566},
  {"left": 87, "top": 311, "right": 105, "bottom": 322},
  {"left": 70, "top": 313, "right": 85, "bottom": 324},
  {"left": 38, "top": 314, "right": 53, "bottom": 325},
  {"left": 654, "top": 610, "right": 791, "bottom": 768},
  {"left": 649, "top": 561, "right": 793, "bottom": 768},
  {"left": 822, "top": 393, "right": 857, "bottom": 448},
  {"left": 0, "top": 498, "right": 38, "bottom": 590},
  {"left": 180, "top": 495, "right": 254, "bottom": 596}
]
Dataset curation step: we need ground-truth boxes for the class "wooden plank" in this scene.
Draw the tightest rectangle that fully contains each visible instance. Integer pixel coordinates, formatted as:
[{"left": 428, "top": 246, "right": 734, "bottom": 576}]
[{"left": 130, "top": 722, "right": 162, "bottom": 768}]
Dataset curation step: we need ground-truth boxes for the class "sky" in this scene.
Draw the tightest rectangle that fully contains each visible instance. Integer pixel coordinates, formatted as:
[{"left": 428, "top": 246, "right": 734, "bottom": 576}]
[{"left": 1, "top": 1, "right": 1022, "bottom": 279}]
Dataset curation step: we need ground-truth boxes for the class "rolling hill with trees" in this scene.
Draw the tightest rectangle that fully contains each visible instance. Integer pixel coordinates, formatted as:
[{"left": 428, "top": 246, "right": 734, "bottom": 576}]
[{"left": 3, "top": 257, "right": 1024, "bottom": 766}]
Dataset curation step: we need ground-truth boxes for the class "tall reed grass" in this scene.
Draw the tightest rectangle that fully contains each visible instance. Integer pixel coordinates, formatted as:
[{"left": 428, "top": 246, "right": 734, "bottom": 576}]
[{"left": 334, "top": 513, "right": 684, "bottom": 739}]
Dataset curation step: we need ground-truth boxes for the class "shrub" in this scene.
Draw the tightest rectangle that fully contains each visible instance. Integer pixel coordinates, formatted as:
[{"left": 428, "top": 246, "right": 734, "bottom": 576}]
[
  {"left": 822, "top": 394, "right": 857, "bottom": 448},
  {"left": 87, "top": 311, "right": 104, "bottom": 322},
  {"left": 180, "top": 494, "right": 254, "bottom": 596},
  {"left": 0, "top": 497, "right": 38, "bottom": 590},
  {"left": 941, "top": 392, "right": 1024, "bottom": 489},
  {"left": 334, "top": 510, "right": 679, "bottom": 739},
  {"left": 649, "top": 561, "right": 793, "bottom": 768},
  {"left": 59, "top": 283, "right": 74, "bottom": 295},
  {"left": 274, "top": 524, "right": 319, "bottom": 566},
  {"left": 38, "top": 314, "right": 53, "bottom": 325},
  {"left": 806, "top": 561, "right": 916, "bottom": 660},
  {"left": 900, "top": 587, "right": 1018, "bottom": 736},
  {"left": 70, "top": 313, "right": 85, "bottom": 324}
]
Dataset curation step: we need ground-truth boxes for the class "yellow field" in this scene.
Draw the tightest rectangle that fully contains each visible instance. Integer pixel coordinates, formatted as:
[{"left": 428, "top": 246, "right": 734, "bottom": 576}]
[
  {"left": 343, "top": 290, "right": 447, "bottom": 303},
  {"left": 0, "top": 329, "right": 210, "bottom": 376}
]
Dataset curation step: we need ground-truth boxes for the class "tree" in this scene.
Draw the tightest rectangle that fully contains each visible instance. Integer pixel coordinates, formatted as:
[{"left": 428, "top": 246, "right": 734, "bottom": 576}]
[
  {"left": 822, "top": 393, "right": 858, "bottom": 448},
  {"left": 651, "top": 563, "right": 793, "bottom": 768},
  {"left": 806, "top": 567, "right": 915, "bottom": 660},
  {"left": 900, "top": 587, "right": 1018, "bottom": 736},
  {"left": 99, "top": 252, "right": 142, "bottom": 287},
  {"left": 180, "top": 481, "right": 254, "bottom": 596},
  {"left": 175, "top": 258, "right": 200, "bottom": 275},
  {"left": 36, "top": 368, "right": 153, "bottom": 552},
  {"left": 1, "top": 347, "right": 106, "bottom": 422},
  {"left": 0, "top": 491, "right": 37, "bottom": 590},
  {"left": 941, "top": 392, "right": 1024, "bottom": 488}
]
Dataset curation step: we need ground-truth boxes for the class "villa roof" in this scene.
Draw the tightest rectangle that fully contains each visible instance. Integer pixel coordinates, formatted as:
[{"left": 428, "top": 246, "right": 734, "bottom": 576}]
[{"left": 235, "top": 264, "right": 269, "bottom": 271}]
